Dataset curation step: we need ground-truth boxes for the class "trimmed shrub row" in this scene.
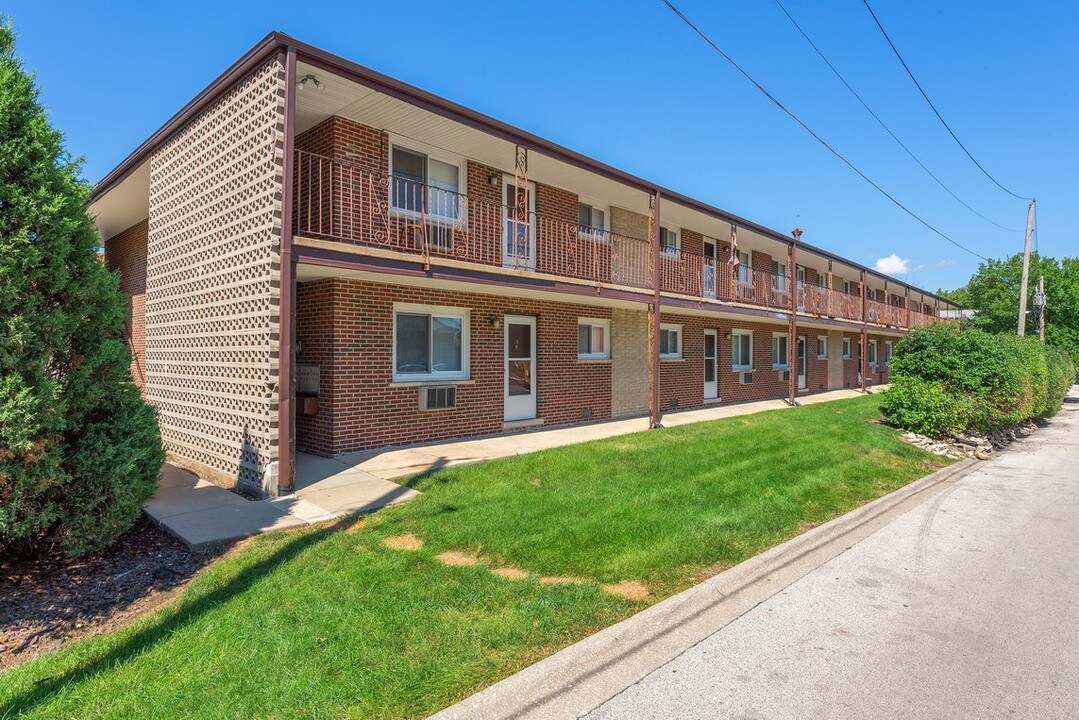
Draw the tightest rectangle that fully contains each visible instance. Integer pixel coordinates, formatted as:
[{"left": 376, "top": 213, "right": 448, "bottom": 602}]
[{"left": 882, "top": 323, "right": 1075, "bottom": 437}]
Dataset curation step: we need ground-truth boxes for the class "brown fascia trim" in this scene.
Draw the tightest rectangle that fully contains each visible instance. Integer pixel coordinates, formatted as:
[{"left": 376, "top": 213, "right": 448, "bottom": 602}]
[{"left": 88, "top": 30, "right": 958, "bottom": 309}]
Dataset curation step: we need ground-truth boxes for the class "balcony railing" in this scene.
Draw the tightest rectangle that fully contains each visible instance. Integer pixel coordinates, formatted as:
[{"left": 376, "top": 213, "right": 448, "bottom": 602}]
[{"left": 294, "top": 150, "right": 949, "bottom": 330}]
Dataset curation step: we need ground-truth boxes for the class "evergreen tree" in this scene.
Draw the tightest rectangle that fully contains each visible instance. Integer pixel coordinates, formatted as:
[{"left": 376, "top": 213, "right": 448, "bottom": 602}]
[{"left": 0, "top": 21, "right": 163, "bottom": 557}]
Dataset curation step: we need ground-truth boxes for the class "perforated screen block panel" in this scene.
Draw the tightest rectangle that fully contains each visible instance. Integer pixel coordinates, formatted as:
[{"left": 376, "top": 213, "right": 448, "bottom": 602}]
[{"left": 145, "top": 55, "right": 286, "bottom": 495}]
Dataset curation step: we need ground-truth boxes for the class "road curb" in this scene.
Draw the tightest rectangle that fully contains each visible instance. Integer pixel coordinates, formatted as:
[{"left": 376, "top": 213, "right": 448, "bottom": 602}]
[{"left": 430, "top": 458, "right": 980, "bottom": 720}]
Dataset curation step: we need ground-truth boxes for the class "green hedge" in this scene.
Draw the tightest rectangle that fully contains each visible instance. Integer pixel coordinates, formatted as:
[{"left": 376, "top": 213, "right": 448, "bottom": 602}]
[{"left": 882, "top": 323, "right": 1075, "bottom": 437}]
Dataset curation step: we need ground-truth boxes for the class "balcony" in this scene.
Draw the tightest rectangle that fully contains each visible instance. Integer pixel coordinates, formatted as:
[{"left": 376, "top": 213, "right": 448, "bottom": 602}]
[{"left": 294, "top": 150, "right": 944, "bottom": 330}]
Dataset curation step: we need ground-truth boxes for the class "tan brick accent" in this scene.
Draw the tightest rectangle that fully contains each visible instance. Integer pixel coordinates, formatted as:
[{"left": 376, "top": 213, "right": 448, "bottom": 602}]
[
  {"left": 104, "top": 218, "right": 149, "bottom": 389},
  {"left": 144, "top": 55, "right": 286, "bottom": 494},
  {"left": 611, "top": 308, "right": 649, "bottom": 417},
  {"left": 826, "top": 330, "right": 844, "bottom": 390}
]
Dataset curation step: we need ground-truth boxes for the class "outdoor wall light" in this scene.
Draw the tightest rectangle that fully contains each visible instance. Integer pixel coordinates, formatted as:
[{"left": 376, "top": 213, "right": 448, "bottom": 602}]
[
  {"left": 297, "top": 74, "right": 323, "bottom": 91},
  {"left": 489, "top": 316, "right": 502, "bottom": 329},
  {"left": 488, "top": 174, "right": 500, "bottom": 186}
]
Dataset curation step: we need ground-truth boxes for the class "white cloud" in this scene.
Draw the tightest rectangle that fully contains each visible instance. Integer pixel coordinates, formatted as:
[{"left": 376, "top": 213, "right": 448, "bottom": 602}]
[{"left": 874, "top": 253, "right": 911, "bottom": 275}]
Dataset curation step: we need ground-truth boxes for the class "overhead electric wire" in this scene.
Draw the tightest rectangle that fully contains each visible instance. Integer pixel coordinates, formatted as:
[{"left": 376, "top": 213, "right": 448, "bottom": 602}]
[
  {"left": 772, "top": 0, "right": 1018, "bottom": 232},
  {"left": 660, "top": 0, "right": 989, "bottom": 261},
  {"left": 860, "top": 0, "right": 1032, "bottom": 202}
]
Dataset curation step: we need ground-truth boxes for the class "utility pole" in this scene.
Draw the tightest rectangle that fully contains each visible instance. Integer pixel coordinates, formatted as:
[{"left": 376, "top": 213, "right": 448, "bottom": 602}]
[
  {"left": 1035, "top": 275, "right": 1046, "bottom": 342},
  {"left": 1017, "top": 199, "right": 1036, "bottom": 335}
]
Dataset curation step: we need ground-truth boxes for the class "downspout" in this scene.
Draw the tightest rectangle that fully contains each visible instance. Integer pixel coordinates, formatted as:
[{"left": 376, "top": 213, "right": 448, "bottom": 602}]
[
  {"left": 860, "top": 269, "right": 868, "bottom": 394},
  {"left": 787, "top": 229, "right": 801, "bottom": 405},
  {"left": 649, "top": 190, "right": 662, "bottom": 428},
  {"left": 278, "top": 46, "right": 298, "bottom": 494}
]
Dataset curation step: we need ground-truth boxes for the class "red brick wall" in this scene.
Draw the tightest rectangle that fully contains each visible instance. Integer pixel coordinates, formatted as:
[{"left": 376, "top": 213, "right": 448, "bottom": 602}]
[
  {"left": 104, "top": 218, "right": 148, "bottom": 389},
  {"left": 656, "top": 313, "right": 833, "bottom": 408},
  {"left": 294, "top": 279, "right": 613, "bottom": 455}
]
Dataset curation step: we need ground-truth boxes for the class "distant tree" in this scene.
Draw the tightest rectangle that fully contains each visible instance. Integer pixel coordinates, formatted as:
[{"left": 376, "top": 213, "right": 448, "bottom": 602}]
[
  {"left": 0, "top": 21, "right": 163, "bottom": 558},
  {"left": 941, "top": 253, "right": 1079, "bottom": 367}
]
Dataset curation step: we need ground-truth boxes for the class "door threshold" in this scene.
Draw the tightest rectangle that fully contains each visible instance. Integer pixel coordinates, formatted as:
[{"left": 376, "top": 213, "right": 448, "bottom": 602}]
[{"left": 503, "top": 417, "right": 544, "bottom": 431}]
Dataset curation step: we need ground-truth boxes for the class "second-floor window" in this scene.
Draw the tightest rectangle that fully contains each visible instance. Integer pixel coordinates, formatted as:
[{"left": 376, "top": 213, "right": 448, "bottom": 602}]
[
  {"left": 660, "top": 227, "right": 679, "bottom": 255},
  {"left": 578, "top": 203, "right": 606, "bottom": 238},
  {"left": 390, "top": 146, "right": 461, "bottom": 221},
  {"left": 772, "top": 261, "right": 788, "bottom": 293}
]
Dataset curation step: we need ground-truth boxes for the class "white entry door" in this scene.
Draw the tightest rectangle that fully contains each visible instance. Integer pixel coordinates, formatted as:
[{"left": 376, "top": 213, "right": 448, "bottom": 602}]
[
  {"left": 504, "top": 315, "right": 537, "bottom": 421},
  {"left": 502, "top": 179, "right": 536, "bottom": 270},
  {"left": 704, "top": 329, "right": 718, "bottom": 400},
  {"left": 797, "top": 335, "right": 807, "bottom": 390}
]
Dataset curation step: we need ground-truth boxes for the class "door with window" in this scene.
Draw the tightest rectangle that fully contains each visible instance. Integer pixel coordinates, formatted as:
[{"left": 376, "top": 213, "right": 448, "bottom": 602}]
[
  {"left": 504, "top": 315, "right": 537, "bottom": 421},
  {"left": 503, "top": 179, "right": 536, "bottom": 270},
  {"left": 797, "top": 335, "right": 807, "bottom": 390},
  {"left": 704, "top": 329, "right": 718, "bottom": 400},
  {"left": 702, "top": 238, "right": 717, "bottom": 299}
]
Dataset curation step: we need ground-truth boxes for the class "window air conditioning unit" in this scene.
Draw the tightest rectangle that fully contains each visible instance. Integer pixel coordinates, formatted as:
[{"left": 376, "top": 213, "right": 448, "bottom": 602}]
[
  {"left": 779, "top": 369, "right": 790, "bottom": 383},
  {"left": 740, "top": 371, "right": 754, "bottom": 385},
  {"left": 420, "top": 385, "right": 457, "bottom": 410}
]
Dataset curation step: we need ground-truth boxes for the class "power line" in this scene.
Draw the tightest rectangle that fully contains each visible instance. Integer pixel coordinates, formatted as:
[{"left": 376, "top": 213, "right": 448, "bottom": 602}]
[
  {"left": 772, "top": 0, "right": 1018, "bottom": 233},
  {"left": 660, "top": 0, "right": 989, "bottom": 261},
  {"left": 860, "top": 0, "right": 1032, "bottom": 201}
]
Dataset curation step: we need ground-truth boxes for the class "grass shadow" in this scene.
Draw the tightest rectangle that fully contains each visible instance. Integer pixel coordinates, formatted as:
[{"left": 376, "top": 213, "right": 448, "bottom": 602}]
[{"left": 2, "top": 516, "right": 354, "bottom": 716}]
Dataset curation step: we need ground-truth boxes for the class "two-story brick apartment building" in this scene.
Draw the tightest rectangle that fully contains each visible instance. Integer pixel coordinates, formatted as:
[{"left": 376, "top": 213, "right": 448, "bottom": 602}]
[{"left": 90, "top": 32, "right": 958, "bottom": 497}]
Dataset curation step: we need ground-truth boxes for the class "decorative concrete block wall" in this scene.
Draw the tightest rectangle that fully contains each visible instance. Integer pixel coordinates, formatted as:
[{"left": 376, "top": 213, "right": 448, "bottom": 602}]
[{"left": 144, "top": 55, "right": 286, "bottom": 494}]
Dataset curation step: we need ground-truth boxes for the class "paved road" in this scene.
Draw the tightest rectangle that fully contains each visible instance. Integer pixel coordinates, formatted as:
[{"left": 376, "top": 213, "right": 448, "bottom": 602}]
[{"left": 589, "top": 388, "right": 1079, "bottom": 720}]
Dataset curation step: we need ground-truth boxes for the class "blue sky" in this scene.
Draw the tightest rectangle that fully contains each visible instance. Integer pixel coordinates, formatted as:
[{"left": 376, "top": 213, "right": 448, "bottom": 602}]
[{"left": 6, "top": 0, "right": 1075, "bottom": 291}]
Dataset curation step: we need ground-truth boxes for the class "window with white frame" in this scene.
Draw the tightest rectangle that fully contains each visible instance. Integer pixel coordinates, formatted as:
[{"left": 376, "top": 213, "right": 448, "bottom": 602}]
[
  {"left": 660, "top": 227, "right": 679, "bottom": 255},
  {"left": 867, "top": 340, "right": 878, "bottom": 366},
  {"left": 818, "top": 274, "right": 826, "bottom": 289},
  {"left": 771, "top": 333, "right": 789, "bottom": 369},
  {"left": 885, "top": 341, "right": 893, "bottom": 365},
  {"left": 732, "top": 330, "right": 752, "bottom": 370},
  {"left": 578, "top": 203, "right": 606, "bottom": 238},
  {"left": 772, "top": 261, "right": 788, "bottom": 293},
  {"left": 393, "top": 304, "right": 469, "bottom": 381},
  {"left": 737, "top": 250, "right": 751, "bottom": 285},
  {"left": 659, "top": 323, "right": 682, "bottom": 359},
  {"left": 577, "top": 318, "right": 610, "bottom": 359},
  {"left": 842, "top": 338, "right": 852, "bottom": 359},
  {"left": 390, "top": 145, "right": 462, "bottom": 221},
  {"left": 843, "top": 280, "right": 851, "bottom": 294},
  {"left": 817, "top": 336, "right": 828, "bottom": 359}
]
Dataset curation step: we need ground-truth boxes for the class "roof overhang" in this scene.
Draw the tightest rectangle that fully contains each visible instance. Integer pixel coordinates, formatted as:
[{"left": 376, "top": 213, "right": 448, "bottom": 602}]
[{"left": 86, "top": 30, "right": 958, "bottom": 307}]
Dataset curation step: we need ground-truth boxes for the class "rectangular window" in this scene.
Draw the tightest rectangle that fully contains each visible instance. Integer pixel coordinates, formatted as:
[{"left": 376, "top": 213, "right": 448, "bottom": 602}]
[
  {"left": 772, "top": 333, "right": 789, "bottom": 369},
  {"left": 660, "top": 227, "right": 679, "bottom": 255},
  {"left": 884, "top": 341, "right": 893, "bottom": 365},
  {"left": 390, "top": 145, "right": 462, "bottom": 221},
  {"left": 817, "top": 336, "right": 828, "bottom": 359},
  {"left": 843, "top": 280, "right": 851, "bottom": 294},
  {"left": 659, "top": 323, "right": 682, "bottom": 359},
  {"left": 732, "top": 330, "right": 752, "bottom": 370},
  {"left": 578, "top": 203, "right": 606, "bottom": 238},
  {"left": 737, "top": 250, "right": 751, "bottom": 285},
  {"left": 842, "top": 338, "right": 852, "bottom": 359},
  {"left": 393, "top": 304, "right": 469, "bottom": 381},
  {"left": 818, "top": 274, "right": 826, "bottom": 289},
  {"left": 868, "top": 341, "right": 877, "bottom": 365},
  {"left": 772, "top": 261, "right": 788, "bottom": 293},
  {"left": 577, "top": 318, "right": 610, "bottom": 359}
]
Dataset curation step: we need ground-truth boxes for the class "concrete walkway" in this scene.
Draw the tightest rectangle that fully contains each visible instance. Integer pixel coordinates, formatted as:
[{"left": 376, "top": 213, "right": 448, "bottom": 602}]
[
  {"left": 433, "top": 386, "right": 1079, "bottom": 720},
  {"left": 145, "top": 386, "right": 870, "bottom": 550},
  {"left": 341, "top": 387, "right": 870, "bottom": 481}
]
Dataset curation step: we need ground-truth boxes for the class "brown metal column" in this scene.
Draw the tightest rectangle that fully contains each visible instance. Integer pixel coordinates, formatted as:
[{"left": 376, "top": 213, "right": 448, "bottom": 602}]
[
  {"left": 788, "top": 229, "right": 801, "bottom": 405},
  {"left": 278, "top": 46, "right": 298, "bottom": 494},
  {"left": 860, "top": 269, "right": 868, "bottom": 394},
  {"left": 648, "top": 191, "right": 662, "bottom": 428}
]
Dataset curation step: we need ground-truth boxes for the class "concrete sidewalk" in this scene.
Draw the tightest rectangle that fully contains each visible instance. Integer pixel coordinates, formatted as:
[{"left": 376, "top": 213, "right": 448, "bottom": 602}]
[
  {"left": 343, "top": 387, "right": 871, "bottom": 481},
  {"left": 145, "top": 386, "right": 873, "bottom": 550}
]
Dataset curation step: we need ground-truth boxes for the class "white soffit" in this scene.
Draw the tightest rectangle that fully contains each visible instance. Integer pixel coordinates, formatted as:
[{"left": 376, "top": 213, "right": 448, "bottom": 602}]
[{"left": 88, "top": 159, "right": 150, "bottom": 241}]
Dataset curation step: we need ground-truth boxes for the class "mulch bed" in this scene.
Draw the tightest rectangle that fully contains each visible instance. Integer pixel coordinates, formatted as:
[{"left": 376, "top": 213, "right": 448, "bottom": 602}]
[{"left": 0, "top": 516, "right": 216, "bottom": 670}]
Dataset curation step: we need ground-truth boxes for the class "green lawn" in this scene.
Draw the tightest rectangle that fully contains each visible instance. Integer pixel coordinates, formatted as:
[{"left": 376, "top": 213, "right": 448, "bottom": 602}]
[{"left": 0, "top": 395, "right": 948, "bottom": 719}]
